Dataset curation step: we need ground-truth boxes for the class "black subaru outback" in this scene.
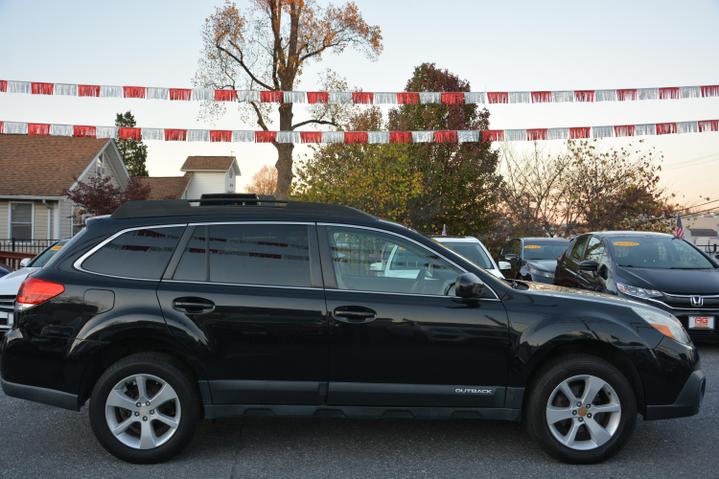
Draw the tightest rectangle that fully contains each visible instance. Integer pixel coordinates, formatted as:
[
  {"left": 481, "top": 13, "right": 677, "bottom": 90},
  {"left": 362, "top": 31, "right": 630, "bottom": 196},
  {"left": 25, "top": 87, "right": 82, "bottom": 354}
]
[{"left": 0, "top": 197, "right": 705, "bottom": 464}]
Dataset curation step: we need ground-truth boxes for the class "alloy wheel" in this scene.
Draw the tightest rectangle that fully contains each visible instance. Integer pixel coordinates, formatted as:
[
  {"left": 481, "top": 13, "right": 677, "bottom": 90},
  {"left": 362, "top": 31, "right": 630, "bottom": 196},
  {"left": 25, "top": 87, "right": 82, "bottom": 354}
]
[
  {"left": 545, "top": 374, "right": 622, "bottom": 451},
  {"left": 104, "top": 373, "right": 182, "bottom": 450}
]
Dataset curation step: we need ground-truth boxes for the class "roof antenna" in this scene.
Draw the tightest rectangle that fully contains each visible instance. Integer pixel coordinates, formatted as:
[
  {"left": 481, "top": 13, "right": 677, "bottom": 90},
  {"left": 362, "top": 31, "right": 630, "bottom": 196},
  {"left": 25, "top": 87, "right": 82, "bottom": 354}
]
[{"left": 441, "top": 224, "right": 448, "bottom": 236}]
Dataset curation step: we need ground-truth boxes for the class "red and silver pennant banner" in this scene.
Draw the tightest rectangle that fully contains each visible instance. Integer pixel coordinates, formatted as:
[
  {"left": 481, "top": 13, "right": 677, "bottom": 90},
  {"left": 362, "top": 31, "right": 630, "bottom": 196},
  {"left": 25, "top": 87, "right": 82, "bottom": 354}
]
[
  {"left": 2, "top": 79, "right": 719, "bottom": 105},
  {"left": 2, "top": 119, "right": 718, "bottom": 143}
]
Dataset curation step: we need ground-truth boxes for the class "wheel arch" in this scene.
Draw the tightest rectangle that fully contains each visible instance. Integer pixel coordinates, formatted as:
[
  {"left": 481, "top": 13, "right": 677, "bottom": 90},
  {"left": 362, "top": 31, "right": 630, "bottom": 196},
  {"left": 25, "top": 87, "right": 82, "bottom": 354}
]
[
  {"left": 521, "top": 340, "right": 646, "bottom": 418},
  {"left": 77, "top": 333, "right": 207, "bottom": 407}
]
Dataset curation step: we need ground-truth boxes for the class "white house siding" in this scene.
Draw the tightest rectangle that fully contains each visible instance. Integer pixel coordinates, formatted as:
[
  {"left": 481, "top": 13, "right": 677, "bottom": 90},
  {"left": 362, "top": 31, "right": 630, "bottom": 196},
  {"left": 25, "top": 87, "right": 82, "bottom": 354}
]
[
  {"left": 58, "top": 199, "right": 75, "bottom": 239},
  {"left": 225, "top": 169, "right": 236, "bottom": 193},
  {"left": 33, "top": 204, "right": 49, "bottom": 239},
  {"left": 185, "top": 172, "right": 230, "bottom": 199}
]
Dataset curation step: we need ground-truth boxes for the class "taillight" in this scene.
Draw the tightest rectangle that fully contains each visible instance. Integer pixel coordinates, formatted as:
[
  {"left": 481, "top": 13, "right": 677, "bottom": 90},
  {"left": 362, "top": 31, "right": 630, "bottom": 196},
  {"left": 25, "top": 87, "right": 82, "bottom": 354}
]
[{"left": 16, "top": 277, "right": 65, "bottom": 307}]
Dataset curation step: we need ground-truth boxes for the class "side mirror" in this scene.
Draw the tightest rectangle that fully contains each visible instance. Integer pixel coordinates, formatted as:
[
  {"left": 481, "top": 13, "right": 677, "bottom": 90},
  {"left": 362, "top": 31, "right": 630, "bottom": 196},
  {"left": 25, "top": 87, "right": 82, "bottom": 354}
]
[
  {"left": 369, "top": 262, "right": 384, "bottom": 272},
  {"left": 504, "top": 253, "right": 518, "bottom": 262},
  {"left": 578, "top": 260, "right": 599, "bottom": 272},
  {"left": 455, "top": 273, "right": 486, "bottom": 300},
  {"left": 19, "top": 257, "right": 32, "bottom": 268},
  {"left": 498, "top": 261, "right": 511, "bottom": 271}
]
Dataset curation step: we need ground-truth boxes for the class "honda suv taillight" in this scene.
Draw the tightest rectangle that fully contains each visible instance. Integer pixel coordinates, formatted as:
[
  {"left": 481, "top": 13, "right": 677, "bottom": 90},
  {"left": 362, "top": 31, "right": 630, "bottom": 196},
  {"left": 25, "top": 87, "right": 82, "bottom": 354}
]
[{"left": 16, "top": 277, "right": 65, "bottom": 310}]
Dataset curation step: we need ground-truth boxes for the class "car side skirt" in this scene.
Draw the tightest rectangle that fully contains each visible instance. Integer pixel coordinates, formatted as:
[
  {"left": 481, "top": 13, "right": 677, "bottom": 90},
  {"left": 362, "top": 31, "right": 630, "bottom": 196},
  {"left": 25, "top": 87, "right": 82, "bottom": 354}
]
[
  {"left": 203, "top": 404, "right": 522, "bottom": 422},
  {"left": 200, "top": 380, "right": 525, "bottom": 421}
]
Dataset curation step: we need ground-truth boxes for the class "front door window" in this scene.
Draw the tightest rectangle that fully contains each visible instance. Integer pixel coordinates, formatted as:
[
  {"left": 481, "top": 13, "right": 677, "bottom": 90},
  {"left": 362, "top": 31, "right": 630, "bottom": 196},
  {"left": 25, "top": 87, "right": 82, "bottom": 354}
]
[{"left": 327, "top": 226, "right": 462, "bottom": 296}]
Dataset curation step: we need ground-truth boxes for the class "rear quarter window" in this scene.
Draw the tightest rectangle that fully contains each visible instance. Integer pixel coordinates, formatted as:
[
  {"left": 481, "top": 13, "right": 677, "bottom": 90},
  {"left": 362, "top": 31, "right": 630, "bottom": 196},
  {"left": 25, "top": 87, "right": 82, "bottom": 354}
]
[{"left": 80, "top": 226, "right": 184, "bottom": 279}]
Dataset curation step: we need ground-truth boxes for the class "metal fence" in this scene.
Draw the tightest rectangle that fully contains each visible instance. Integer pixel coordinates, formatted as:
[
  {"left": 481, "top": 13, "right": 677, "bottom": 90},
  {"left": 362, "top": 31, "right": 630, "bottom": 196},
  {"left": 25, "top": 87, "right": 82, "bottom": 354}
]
[
  {"left": 695, "top": 243, "right": 719, "bottom": 256},
  {"left": 0, "top": 239, "right": 59, "bottom": 255}
]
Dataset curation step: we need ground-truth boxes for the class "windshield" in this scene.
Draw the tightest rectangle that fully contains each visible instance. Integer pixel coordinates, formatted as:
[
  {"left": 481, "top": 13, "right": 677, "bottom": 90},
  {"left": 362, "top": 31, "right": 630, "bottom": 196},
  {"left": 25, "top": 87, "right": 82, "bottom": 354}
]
[
  {"left": 522, "top": 240, "right": 569, "bottom": 260},
  {"left": 28, "top": 241, "right": 67, "bottom": 267},
  {"left": 610, "top": 236, "right": 715, "bottom": 270},
  {"left": 440, "top": 241, "right": 494, "bottom": 269}
]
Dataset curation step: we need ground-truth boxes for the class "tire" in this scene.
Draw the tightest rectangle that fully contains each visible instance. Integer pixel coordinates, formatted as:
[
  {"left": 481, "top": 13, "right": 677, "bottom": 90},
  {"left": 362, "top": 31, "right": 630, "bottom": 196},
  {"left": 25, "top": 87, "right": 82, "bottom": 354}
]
[
  {"left": 89, "top": 352, "right": 202, "bottom": 464},
  {"left": 525, "top": 354, "right": 637, "bottom": 464}
]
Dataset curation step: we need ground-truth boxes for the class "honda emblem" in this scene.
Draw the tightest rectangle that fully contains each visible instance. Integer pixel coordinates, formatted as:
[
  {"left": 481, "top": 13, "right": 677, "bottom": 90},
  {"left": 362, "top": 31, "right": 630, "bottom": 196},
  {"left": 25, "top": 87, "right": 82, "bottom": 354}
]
[{"left": 690, "top": 296, "right": 704, "bottom": 307}]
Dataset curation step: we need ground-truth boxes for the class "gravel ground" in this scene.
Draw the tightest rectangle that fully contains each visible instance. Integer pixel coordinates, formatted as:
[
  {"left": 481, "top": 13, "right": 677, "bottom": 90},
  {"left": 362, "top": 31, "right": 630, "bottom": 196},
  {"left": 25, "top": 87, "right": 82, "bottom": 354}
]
[{"left": 0, "top": 345, "right": 716, "bottom": 479}]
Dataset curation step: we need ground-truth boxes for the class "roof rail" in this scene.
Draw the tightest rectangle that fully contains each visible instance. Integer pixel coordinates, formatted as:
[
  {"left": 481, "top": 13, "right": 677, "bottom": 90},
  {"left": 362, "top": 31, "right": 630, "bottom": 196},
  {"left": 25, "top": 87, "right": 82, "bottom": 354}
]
[
  {"left": 111, "top": 196, "right": 376, "bottom": 221},
  {"left": 193, "top": 193, "right": 284, "bottom": 206}
]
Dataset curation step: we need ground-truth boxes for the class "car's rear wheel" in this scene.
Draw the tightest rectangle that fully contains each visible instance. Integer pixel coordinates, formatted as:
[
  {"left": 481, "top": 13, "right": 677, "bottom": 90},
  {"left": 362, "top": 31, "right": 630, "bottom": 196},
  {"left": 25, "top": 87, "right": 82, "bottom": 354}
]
[
  {"left": 526, "top": 354, "right": 637, "bottom": 463},
  {"left": 89, "top": 353, "right": 201, "bottom": 463}
]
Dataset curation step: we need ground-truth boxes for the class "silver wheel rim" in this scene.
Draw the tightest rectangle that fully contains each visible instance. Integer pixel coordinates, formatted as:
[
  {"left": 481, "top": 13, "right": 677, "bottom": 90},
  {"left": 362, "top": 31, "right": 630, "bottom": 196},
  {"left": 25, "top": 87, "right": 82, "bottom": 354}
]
[
  {"left": 105, "top": 373, "right": 181, "bottom": 450},
  {"left": 546, "top": 374, "right": 621, "bottom": 451}
]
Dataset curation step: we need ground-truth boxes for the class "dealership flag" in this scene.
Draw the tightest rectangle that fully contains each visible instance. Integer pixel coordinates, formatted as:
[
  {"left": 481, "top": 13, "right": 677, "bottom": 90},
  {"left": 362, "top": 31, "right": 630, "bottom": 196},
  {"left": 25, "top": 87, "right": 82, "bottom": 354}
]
[{"left": 674, "top": 214, "right": 685, "bottom": 239}]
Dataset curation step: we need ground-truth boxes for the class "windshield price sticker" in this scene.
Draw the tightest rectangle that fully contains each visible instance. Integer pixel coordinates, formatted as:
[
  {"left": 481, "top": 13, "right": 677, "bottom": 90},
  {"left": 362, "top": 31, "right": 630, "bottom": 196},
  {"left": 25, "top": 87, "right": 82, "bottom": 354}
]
[
  {"left": 524, "top": 244, "right": 543, "bottom": 249},
  {"left": 613, "top": 241, "right": 640, "bottom": 247}
]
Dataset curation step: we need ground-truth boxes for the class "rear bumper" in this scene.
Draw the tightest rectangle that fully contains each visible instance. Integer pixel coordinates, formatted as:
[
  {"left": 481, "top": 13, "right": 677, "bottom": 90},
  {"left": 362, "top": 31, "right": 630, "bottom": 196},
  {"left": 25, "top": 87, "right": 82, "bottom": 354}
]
[
  {"left": 644, "top": 369, "right": 706, "bottom": 420},
  {"left": 1, "top": 378, "right": 81, "bottom": 410}
]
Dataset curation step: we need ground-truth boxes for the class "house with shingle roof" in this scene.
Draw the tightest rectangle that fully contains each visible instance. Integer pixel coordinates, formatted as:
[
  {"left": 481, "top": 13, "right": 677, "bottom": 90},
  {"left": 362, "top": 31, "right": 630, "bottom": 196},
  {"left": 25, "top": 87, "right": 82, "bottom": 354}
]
[
  {"left": 0, "top": 136, "right": 241, "bottom": 242},
  {"left": 133, "top": 156, "right": 240, "bottom": 200},
  {"left": 0, "top": 135, "right": 129, "bottom": 240}
]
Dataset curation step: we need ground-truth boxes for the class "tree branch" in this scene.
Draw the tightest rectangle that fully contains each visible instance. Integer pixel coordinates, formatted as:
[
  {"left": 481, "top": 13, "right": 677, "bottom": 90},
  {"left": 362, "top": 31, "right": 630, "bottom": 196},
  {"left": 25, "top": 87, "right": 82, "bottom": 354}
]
[
  {"left": 249, "top": 102, "right": 270, "bottom": 131},
  {"left": 216, "top": 42, "right": 274, "bottom": 91},
  {"left": 291, "top": 119, "right": 340, "bottom": 130}
]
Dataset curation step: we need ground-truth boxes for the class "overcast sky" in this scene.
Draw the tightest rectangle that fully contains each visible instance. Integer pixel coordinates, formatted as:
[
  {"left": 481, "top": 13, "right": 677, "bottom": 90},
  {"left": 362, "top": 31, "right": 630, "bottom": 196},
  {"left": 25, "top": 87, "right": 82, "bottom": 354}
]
[{"left": 1, "top": 0, "right": 718, "bottom": 203}]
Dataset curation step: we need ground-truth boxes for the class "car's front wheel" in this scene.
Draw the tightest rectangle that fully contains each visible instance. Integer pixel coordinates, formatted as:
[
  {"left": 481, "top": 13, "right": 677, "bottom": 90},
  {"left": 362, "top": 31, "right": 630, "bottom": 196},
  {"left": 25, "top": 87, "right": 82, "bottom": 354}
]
[
  {"left": 526, "top": 354, "right": 637, "bottom": 463},
  {"left": 89, "top": 353, "right": 201, "bottom": 463}
]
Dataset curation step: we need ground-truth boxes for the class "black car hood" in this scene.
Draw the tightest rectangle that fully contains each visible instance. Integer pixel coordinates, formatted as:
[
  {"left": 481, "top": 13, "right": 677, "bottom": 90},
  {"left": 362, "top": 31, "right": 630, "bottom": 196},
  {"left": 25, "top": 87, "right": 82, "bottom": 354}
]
[
  {"left": 616, "top": 266, "right": 719, "bottom": 294},
  {"left": 525, "top": 259, "right": 557, "bottom": 272},
  {"left": 518, "top": 281, "right": 645, "bottom": 309}
]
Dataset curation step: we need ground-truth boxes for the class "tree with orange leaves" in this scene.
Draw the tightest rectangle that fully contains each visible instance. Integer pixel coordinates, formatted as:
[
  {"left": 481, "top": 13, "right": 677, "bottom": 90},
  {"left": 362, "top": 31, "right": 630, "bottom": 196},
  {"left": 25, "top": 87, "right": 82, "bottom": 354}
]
[
  {"left": 247, "top": 164, "right": 278, "bottom": 195},
  {"left": 196, "top": 1, "right": 383, "bottom": 199}
]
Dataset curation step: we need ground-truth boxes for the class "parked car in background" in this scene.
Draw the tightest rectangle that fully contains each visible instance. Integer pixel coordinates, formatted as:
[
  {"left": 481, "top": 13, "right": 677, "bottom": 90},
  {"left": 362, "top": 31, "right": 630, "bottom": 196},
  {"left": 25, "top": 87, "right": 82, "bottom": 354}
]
[
  {"left": 0, "top": 240, "right": 68, "bottom": 333},
  {"left": 555, "top": 231, "right": 719, "bottom": 341},
  {"left": 433, "top": 236, "right": 506, "bottom": 278},
  {"left": 500, "top": 237, "right": 570, "bottom": 283},
  {"left": 1, "top": 198, "right": 704, "bottom": 464}
]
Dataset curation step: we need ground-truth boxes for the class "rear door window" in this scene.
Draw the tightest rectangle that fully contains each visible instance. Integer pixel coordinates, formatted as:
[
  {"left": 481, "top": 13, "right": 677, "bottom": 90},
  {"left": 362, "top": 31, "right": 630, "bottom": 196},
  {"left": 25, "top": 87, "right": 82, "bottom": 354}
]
[
  {"left": 173, "top": 223, "right": 313, "bottom": 287},
  {"left": 81, "top": 227, "right": 184, "bottom": 279}
]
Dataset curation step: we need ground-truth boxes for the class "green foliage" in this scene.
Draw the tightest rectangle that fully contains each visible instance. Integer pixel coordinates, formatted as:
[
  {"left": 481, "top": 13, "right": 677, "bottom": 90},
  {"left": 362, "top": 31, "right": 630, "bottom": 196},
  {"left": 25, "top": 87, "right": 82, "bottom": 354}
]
[
  {"left": 295, "top": 63, "right": 502, "bottom": 237},
  {"left": 115, "top": 112, "right": 148, "bottom": 177},
  {"left": 295, "top": 143, "right": 423, "bottom": 222}
]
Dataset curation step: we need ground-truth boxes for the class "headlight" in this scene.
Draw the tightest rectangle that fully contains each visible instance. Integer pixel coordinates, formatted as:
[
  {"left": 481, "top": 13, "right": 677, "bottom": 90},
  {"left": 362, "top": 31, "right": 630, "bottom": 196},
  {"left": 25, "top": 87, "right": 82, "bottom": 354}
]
[
  {"left": 617, "top": 282, "right": 662, "bottom": 300},
  {"left": 632, "top": 306, "right": 690, "bottom": 345},
  {"left": 528, "top": 264, "right": 554, "bottom": 278}
]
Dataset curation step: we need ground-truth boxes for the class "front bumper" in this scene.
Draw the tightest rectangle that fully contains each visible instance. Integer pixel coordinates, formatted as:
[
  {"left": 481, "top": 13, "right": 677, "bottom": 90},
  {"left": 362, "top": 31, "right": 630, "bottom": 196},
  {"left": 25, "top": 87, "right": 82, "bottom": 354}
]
[{"left": 644, "top": 369, "right": 706, "bottom": 420}]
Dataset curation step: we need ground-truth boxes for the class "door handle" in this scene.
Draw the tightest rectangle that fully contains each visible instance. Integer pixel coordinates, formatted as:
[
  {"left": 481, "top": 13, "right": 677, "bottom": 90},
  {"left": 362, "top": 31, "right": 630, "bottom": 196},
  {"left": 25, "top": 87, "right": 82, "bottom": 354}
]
[
  {"left": 173, "top": 297, "right": 215, "bottom": 314},
  {"left": 332, "top": 306, "right": 377, "bottom": 324}
]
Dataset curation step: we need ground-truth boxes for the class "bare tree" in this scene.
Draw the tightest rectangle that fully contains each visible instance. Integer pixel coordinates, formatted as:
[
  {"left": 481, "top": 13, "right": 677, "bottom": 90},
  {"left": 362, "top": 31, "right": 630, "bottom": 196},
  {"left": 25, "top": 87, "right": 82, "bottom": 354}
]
[
  {"left": 196, "top": 1, "right": 383, "bottom": 199},
  {"left": 247, "top": 164, "right": 278, "bottom": 195},
  {"left": 499, "top": 143, "right": 571, "bottom": 237},
  {"left": 499, "top": 140, "right": 680, "bottom": 237}
]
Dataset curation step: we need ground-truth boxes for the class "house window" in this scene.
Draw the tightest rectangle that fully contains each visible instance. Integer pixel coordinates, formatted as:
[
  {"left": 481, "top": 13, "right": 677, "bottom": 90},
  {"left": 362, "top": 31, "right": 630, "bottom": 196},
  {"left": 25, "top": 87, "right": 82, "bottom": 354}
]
[
  {"left": 96, "top": 155, "right": 106, "bottom": 176},
  {"left": 10, "top": 203, "right": 33, "bottom": 240}
]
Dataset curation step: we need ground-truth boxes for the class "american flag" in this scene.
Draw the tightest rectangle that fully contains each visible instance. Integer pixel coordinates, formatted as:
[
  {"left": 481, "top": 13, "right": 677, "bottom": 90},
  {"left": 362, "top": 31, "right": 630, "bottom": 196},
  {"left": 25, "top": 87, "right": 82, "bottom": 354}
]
[{"left": 674, "top": 213, "right": 684, "bottom": 238}]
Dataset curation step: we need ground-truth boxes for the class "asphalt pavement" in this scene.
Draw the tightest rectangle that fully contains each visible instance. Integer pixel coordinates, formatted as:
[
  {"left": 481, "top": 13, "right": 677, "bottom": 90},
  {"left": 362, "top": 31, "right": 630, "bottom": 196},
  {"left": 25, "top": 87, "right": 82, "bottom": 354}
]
[{"left": 0, "top": 345, "right": 717, "bottom": 479}]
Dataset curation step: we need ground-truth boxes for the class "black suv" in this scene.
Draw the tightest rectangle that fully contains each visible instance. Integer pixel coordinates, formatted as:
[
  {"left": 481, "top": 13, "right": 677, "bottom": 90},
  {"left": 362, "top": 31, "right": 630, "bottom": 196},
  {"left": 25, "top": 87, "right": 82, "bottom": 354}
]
[
  {"left": 1, "top": 199, "right": 705, "bottom": 464},
  {"left": 499, "top": 237, "right": 570, "bottom": 283},
  {"left": 555, "top": 231, "right": 719, "bottom": 341}
]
